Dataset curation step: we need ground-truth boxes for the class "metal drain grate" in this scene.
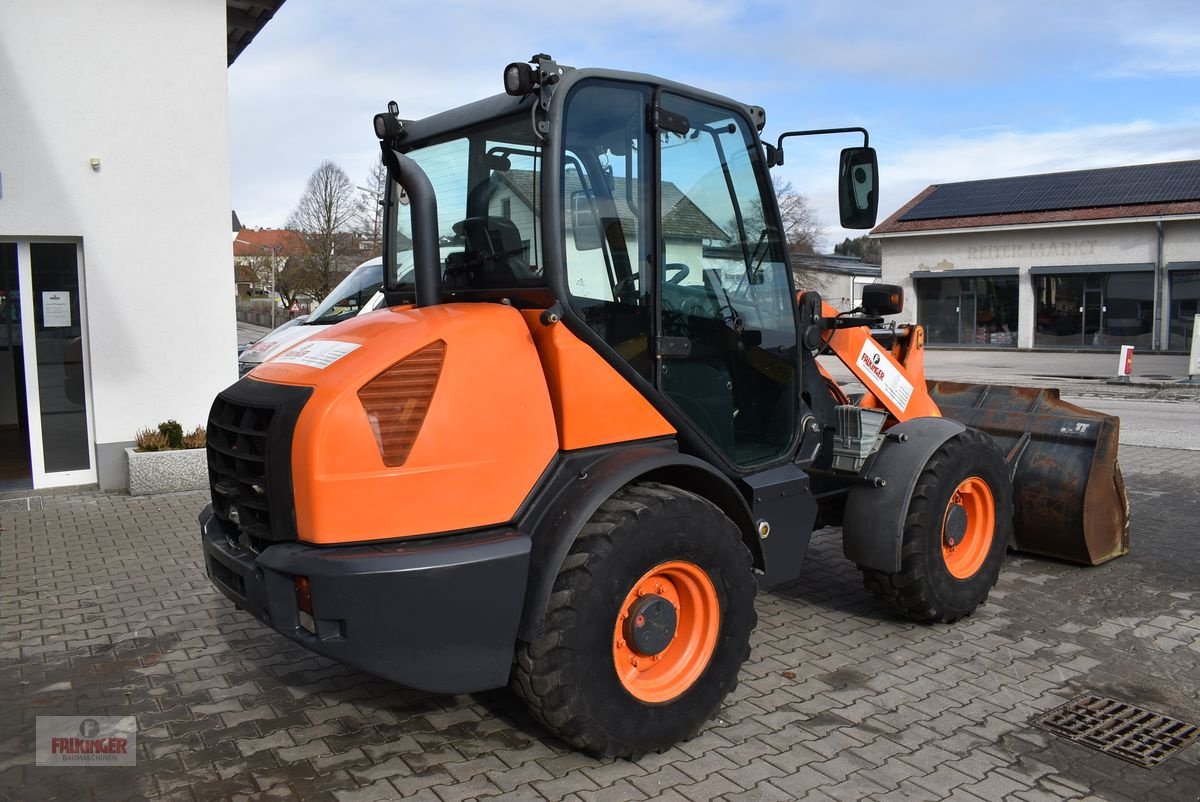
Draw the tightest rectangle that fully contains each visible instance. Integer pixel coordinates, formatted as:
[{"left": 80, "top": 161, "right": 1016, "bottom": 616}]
[{"left": 1033, "top": 693, "right": 1200, "bottom": 768}]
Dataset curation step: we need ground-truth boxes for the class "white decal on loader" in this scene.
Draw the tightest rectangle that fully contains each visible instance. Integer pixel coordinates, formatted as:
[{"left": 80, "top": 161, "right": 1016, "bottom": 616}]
[
  {"left": 856, "top": 339, "right": 913, "bottom": 412},
  {"left": 273, "top": 340, "right": 361, "bottom": 369}
]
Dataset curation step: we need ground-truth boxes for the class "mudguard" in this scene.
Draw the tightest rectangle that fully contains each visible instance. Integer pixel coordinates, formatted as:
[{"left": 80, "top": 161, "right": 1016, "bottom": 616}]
[
  {"left": 841, "top": 417, "right": 967, "bottom": 573},
  {"left": 514, "top": 444, "right": 755, "bottom": 640}
]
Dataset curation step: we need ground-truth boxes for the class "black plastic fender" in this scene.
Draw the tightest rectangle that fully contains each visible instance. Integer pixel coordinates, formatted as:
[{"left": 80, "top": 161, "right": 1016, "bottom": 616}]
[
  {"left": 841, "top": 417, "right": 967, "bottom": 573},
  {"left": 514, "top": 444, "right": 755, "bottom": 640}
]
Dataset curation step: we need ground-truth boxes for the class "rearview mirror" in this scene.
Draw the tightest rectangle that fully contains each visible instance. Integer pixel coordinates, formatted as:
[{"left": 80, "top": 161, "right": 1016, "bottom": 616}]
[
  {"left": 571, "top": 191, "right": 603, "bottom": 251},
  {"left": 838, "top": 147, "right": 878, "bottom": 229}
]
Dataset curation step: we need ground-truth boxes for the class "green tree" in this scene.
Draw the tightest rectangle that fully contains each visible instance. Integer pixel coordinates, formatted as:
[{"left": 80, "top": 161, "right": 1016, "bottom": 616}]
[{"left": 833, "top": 234, "right": 881, "bottom": 264}]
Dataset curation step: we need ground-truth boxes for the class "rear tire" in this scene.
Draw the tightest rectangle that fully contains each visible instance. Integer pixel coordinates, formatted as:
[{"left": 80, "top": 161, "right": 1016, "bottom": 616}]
[
  {"left": 512, "top": 482, "right": 756, "bottom": 758},
  {"left": 862, "top": 428, "right": 1012, "bottom": 623}
]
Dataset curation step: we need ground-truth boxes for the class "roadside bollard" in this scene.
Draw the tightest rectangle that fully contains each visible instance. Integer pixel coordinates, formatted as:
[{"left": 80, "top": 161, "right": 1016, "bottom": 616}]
[{"left": 1115, "top": 345, "right": 1134, "bottom": 383}]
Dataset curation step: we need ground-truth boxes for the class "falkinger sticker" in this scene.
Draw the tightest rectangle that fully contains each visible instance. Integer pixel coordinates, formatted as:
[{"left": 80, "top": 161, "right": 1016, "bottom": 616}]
[
  {"left": 36, "top": 716, "right": 137, "bottom": 766},
  {"left": 856, "top": 338, "right": 913, "bottom": 412}
]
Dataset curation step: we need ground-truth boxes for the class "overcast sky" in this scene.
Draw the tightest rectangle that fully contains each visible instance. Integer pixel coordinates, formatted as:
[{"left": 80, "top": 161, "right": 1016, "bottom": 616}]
[{"left": 229, "top": 0, "right": 1200, "bottom": 251}]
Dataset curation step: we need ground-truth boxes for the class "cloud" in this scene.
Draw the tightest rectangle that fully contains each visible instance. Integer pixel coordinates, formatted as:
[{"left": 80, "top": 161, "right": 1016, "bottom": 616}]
[
  {"left": 1108, "top": 29, "right": 1200, "bottom": 76},
  {"left": 228, "top": 0, "right": 1200, "bottom": 238},
  {"left": 778, "top": 119, "right": 1200, "bottom": 251}
]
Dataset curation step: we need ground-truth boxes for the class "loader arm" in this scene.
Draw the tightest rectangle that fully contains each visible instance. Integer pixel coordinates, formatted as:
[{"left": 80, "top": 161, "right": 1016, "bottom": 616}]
[
  {"left": 809, "top": 296, "right": 1128, "bottom": 566},
  {"left": 817, "top": 300, "right": 941, "bottom": 421}
]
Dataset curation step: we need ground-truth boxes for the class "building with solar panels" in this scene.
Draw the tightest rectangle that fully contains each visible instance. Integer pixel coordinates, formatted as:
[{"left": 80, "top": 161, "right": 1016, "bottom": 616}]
[{"left": 871, "top": 160, "right": 1200, "bottom": 352}]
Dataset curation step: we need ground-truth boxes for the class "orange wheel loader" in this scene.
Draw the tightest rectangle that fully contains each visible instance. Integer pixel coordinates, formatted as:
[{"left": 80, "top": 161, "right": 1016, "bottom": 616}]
[{"left": 200, "top": 55, "right": 1129, "bottom": 758}]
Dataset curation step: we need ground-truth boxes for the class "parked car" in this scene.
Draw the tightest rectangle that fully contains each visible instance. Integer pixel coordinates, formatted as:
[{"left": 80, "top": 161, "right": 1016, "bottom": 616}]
[{"left": 237, "top": 258, "right": 384, "bottom": 376}]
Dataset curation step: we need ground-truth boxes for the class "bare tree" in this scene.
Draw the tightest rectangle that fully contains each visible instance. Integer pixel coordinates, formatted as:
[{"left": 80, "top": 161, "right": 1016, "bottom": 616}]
[
  {"left": 774, "top": 178, "right": 823, "bottom": 255},
  {"left": 287, "top": 160, "right": 358, "bottom": 301},
  {"left": 241, "top": 253, "right": 274, "bottom": 294},
  {"left": 354, "top": 160, "right": 387, "bottom": 259}
]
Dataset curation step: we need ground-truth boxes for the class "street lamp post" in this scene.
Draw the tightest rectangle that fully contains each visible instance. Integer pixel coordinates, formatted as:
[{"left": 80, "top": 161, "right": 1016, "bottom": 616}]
[{"left": 234, "top": 239, "right": 280, "bottom": 328}]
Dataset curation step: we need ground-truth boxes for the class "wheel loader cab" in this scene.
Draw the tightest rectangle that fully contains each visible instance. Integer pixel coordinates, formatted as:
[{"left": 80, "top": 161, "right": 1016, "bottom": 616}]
[{"left": 381, "top": 74, "right": 807, "bottom": 472}]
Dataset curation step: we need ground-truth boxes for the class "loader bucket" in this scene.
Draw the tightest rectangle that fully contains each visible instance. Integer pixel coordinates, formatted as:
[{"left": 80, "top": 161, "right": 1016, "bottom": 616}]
[{"left": 926, "top": 380, "right": 1130, "bottom": 566}]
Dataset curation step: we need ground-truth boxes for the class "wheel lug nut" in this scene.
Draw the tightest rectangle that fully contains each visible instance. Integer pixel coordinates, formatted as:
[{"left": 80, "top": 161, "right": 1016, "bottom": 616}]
[
  {"left": 616, "top": 639, "right": 625, "bottom": 650},
  {"left": 654, "top": 583, "right": 665, "bottom": 594},
  {"left": 630, "top": 656, "right": 639, "bottom": 667}
]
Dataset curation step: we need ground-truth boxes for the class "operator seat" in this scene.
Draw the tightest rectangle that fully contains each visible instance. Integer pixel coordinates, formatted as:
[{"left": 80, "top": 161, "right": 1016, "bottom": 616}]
[{"left": 444, "top": 216, "right": 537, "bottom": 289}]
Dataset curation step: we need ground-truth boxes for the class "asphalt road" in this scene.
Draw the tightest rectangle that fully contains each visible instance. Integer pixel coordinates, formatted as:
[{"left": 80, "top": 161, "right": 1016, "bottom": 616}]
[{"left": 1062, "top": 395, "right": 1200, "bottom": 451}]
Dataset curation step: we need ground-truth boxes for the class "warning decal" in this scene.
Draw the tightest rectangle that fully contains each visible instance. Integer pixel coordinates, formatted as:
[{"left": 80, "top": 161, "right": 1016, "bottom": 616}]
[
  {"left": 273, "top": 340, "right": 361, "bottom": 369},
  {"left": 856, "top": 338, "right": 913, "bottom": 413}
]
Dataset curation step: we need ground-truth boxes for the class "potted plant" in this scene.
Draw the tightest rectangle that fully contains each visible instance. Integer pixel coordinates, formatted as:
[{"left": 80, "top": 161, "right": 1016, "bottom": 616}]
[{"left": 125, "top": 420, "right": 208, "bottom": 495}]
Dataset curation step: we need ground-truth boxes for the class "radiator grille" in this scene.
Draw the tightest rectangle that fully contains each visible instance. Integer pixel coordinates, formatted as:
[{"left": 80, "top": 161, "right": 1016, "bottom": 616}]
[{"left": 208, "top": 396, "right": 276, "bottom": 547}]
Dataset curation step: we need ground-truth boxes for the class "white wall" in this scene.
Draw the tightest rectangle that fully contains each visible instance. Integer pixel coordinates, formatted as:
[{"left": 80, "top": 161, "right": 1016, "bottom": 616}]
[
  {"left": 0, "top": 0, "right": 236, "bottom": 485},
  {"left": 878, "top": 221, "right": 1191, "bottom": 348},
  {"left": 1164, "top": 219, "right": 1200, "bottom": 265}
]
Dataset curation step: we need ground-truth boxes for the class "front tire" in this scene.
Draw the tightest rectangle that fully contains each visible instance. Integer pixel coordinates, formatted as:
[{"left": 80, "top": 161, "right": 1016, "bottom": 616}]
[
  {"left": 512, "top": 482, "right": 757, "bottom": 758},
  {"left": 862, "top": 428, "right": 1013, "bottom": 623}
]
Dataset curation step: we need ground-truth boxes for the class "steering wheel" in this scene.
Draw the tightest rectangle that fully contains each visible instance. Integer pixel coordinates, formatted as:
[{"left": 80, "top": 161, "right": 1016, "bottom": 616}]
[{"left": 665, "top": 263, "right": 691, "bottom": 284}]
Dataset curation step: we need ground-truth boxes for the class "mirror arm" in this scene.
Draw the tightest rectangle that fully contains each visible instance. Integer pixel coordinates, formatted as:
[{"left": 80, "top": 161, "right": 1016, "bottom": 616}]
[{"left": 773, "top": 127, "right": 869, "bottom": 167}]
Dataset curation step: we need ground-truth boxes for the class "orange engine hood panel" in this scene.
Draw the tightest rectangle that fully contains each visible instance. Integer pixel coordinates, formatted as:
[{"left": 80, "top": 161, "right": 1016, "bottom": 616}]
[
  {"left": 250, "top": 303, "right": 558, "bottom": 545},
  {"left": 521, "top": 311, "right": 674, "bottom": 450}
]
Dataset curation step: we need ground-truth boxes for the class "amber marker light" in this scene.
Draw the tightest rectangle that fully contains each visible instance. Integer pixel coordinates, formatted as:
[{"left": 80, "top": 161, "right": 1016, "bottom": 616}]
[{"left": 357, "top": 340, "right": 447, "bottom": 467}]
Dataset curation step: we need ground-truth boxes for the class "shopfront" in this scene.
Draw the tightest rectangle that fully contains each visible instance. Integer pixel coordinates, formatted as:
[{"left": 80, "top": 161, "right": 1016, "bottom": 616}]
[
  {"left": 874, "top": 160, "right": 1200, "bottom": 353},
  {"left": 1032, "top": 265, "right": 1155, "bottom": 349},
  {"left": 914, "top": 269, "right": 1019, "bottom": 346}
]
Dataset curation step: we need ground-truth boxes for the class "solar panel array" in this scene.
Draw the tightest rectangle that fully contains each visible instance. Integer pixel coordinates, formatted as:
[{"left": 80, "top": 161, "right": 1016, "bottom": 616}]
[{"left": 900, "top": 160, "right": 1200, "bottom": 221}]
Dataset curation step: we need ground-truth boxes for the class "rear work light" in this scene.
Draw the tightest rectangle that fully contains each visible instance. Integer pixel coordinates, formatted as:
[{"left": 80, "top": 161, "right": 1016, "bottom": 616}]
[{"left": 357, "top": 340, "right": 447, "bottom": 467}]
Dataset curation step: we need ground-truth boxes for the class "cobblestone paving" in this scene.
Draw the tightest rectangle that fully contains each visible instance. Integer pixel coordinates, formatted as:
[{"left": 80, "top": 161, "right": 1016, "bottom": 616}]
[{"left": 1, "top": 446, "right": 1198, "bottom": 801}]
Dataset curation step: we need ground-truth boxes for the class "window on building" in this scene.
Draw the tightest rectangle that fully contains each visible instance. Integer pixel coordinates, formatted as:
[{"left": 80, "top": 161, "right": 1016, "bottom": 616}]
[
  {"left": 915, "top": 275, "right": 1018, "bottom": 346},
  {"left": 1034, "top": 272, "right": 1153, "bottom": 348},
  {"left": 1169, "top": 270, "right": 1200, "bottom": 350}
]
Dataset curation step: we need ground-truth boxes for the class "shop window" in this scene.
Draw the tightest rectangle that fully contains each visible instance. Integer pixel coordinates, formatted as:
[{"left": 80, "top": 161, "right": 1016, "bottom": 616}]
[
  {"left": 1035, "top": 272, "right": 1152, "bottom": 348},
  {"left": 1169, "top": 270, "right": 1200, "bottom": 350},
  {"left": 916, "top": 276, "right": 1018, "bottom": 346}
]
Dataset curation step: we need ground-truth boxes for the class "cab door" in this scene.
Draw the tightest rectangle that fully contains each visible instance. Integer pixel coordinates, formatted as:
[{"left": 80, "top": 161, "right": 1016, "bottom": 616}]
[
  {"left": 558, "top": 82, "right": 800, "bottom": 469},
  {"left": 654, "top": 94, "right": 800, "bottom": 467}
]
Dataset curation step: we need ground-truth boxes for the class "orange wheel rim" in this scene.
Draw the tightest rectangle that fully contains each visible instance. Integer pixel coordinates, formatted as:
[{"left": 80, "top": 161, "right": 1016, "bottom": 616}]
[
  {"left": 611, "top": 560, "right": 720, "bottom": 703},
  {"left": 941, "top": 476, "right": 995, "bottom": 579}
]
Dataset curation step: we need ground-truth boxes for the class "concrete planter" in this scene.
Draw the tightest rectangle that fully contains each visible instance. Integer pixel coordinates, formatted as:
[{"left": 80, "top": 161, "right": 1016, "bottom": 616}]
[{"left": 125, "top": 447, "right": 208, "bottom": 495}]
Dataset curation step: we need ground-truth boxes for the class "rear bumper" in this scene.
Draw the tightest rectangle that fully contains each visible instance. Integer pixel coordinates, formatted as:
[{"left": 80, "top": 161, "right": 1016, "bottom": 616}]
[{"left": 199, "top": 505, "right": 530, "bottom": 693}]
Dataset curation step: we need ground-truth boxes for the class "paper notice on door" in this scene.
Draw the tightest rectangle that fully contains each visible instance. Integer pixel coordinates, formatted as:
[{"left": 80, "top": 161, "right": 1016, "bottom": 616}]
[
  {"left": 273, "top": 339, "right": 360, "bottom": 369},
  {"left": 41, "top": 292, "right": 71, "bottom": 327}
]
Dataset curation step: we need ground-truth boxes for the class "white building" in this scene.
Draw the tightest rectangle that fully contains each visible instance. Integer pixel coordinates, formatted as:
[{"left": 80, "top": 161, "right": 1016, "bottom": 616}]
[
  {"left": 0, "top": 1, "right": 282, "bottom": 491},
  {"left": 873, "top": 161, "right": 1200, "bottom": 352}
]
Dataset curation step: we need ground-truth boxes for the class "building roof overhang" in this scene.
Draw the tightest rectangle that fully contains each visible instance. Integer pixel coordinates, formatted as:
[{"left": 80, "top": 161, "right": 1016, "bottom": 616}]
[{"left": 227, "top": 1, "right": 286, "bottom": 66}]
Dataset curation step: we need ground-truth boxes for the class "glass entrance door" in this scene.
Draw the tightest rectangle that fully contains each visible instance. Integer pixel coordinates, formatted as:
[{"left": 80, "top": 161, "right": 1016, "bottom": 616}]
[
  {"left": 957, "top": 292, "right": 977, "bottom": 344},
  {"left": 1082, "top": 287, "right": 1104, "bottom": 346},
  {"left": 3, "top": 242, "right": 95, "bottom": 488}
]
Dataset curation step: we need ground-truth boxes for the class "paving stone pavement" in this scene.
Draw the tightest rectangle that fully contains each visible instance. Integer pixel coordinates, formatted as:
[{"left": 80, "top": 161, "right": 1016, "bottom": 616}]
[{"left": 1, "top": 445, "right": 1198, "bottom": 801}]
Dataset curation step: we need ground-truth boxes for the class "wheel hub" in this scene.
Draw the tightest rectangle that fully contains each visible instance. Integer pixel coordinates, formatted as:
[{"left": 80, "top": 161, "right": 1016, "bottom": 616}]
[
  {"left": 624, "top": 594, "right": 677, "bottom": 656},
  {"left": 943, "top": 503, "right": 968, "bottom": 548}
]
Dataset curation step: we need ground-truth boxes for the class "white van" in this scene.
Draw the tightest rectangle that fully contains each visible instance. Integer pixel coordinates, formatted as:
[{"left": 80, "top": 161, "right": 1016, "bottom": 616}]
[{"left": 238, "top": 258, "right": 384, "bottom": 376}]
